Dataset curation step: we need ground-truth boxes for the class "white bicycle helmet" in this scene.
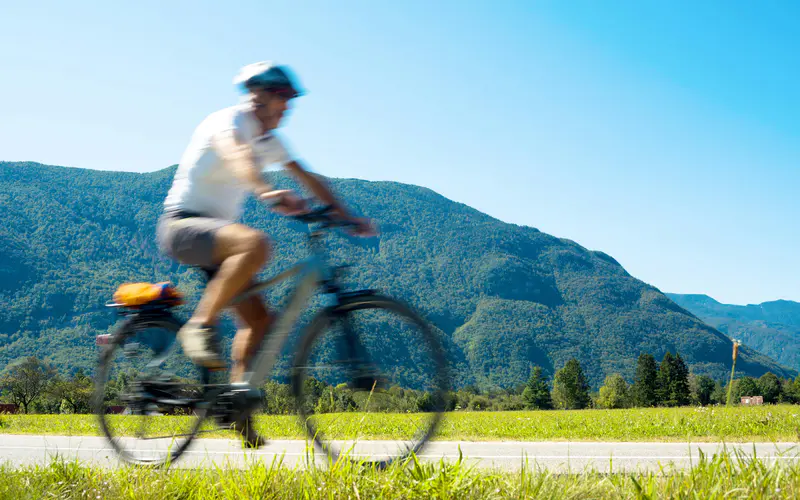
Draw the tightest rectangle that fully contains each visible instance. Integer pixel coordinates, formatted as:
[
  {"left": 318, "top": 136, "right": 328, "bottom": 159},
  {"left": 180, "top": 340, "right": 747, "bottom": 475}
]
[{"left": 234, "top": 61, "right": 305, "bottom": 98}]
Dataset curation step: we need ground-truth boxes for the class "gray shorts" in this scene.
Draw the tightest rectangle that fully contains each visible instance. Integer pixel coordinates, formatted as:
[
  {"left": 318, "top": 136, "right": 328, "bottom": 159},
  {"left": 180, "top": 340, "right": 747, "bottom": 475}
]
[{"left": 156, "top": 211, "right": 231, "bottom": 272}]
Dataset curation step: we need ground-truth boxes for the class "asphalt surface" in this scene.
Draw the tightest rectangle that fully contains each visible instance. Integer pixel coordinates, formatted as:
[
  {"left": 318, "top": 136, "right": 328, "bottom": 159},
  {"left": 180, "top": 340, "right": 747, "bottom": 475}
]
[{"left": 3, "top": 435, "right": 799, "bottom": 472}]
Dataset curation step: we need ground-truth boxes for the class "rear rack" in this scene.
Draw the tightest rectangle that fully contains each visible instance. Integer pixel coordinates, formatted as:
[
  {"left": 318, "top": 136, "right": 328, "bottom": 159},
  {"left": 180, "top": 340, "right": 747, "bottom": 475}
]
[
  {"left": 105, "top": 300, "right": 181, "bottom": 310},
  {"left": 104, "top": 301, "right": 181, "bottom": 320}
]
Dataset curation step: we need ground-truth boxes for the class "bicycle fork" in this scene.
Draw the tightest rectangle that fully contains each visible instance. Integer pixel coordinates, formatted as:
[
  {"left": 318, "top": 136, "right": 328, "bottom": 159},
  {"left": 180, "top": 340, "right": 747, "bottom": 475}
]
[{"left": 335, "top": 314, "right": 384, "bottom": 391}]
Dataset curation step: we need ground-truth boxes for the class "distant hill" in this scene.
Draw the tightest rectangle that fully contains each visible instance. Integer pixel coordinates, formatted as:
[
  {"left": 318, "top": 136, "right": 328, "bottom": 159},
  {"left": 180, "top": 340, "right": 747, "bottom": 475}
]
[
  {"left": 0, "top": 161, "right": 793, "bottom": 389},
  {"left": 667, "top": 293, "right": 800, "bottom": 372}
]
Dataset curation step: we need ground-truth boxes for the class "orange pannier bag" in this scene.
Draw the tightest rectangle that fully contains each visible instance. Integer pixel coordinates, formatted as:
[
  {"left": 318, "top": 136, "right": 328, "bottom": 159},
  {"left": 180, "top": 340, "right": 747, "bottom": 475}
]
[{"left": 113, "top": 282, "right": 183, "bottom": 307}]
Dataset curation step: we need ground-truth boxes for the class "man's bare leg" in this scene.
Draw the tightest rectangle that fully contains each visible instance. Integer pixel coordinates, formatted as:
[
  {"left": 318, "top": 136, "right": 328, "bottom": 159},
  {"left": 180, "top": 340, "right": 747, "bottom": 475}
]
[
  {"left": 231, "top": 296, "right": 275, "bottom": 383},
  {"left": 222, "top": 295, "right": 274, "bottom": 448},
  {"left": 191, "top": 224, "right": 270, "bottom": 325},
  {"left": 179, "top": 224, "right": 270, "bottom": 369}
]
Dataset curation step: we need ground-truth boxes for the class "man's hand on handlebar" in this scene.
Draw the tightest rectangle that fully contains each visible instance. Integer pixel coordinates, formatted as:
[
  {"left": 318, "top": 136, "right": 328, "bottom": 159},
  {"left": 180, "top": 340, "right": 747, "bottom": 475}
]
[
  {"left": 326, "top": 207, "right": 377, "bottom": 237},
  {"left": 259, "top": 193, "right": 378, "bottom": 237},
  {"left": 259, "top": 190, "right": 308, "bottom": 216}
]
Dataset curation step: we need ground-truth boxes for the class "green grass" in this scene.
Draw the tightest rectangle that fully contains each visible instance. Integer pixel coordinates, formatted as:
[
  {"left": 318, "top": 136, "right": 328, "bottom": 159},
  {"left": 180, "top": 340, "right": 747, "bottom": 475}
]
[
  {"left": 2, "top": 449, "right": 800, "bottom": 499},
  {"left": 1, "top": 405, "right": 799, "bottom": 441}
]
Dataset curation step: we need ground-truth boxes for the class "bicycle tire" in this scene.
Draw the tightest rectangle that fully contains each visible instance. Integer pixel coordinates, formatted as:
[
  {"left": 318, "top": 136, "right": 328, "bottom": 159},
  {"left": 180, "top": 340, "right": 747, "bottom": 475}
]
[
  {"left": 93, "top": 314, "right": 210, "bottom": 466},
  {"left": 291, "top": 293, "right": 449, "bottom": 468}
]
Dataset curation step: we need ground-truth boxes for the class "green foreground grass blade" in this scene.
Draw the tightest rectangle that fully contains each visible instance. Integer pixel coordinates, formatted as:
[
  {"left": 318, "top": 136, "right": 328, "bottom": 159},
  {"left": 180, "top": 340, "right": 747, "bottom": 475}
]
[{"left": 2, "top": 450, "right": 800, "bottom": 499}]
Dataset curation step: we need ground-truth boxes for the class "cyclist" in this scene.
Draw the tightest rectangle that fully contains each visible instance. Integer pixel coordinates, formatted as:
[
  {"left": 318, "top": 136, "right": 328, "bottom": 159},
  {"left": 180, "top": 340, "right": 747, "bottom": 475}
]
[{"left": 157, "top": 61, "right": 374, "bottom": 446}]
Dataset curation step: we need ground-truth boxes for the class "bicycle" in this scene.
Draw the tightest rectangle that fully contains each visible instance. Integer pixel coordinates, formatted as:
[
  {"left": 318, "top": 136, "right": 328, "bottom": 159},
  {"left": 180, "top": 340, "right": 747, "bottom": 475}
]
[{"left": 93, "top": 205, "right": 450, "bottom": 468}]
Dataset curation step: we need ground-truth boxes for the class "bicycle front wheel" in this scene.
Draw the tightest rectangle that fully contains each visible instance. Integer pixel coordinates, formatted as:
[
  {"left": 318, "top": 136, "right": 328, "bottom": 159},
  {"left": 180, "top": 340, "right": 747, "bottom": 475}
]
[{"left": 291, "top": 293, "right": 450, "bottom": 468}]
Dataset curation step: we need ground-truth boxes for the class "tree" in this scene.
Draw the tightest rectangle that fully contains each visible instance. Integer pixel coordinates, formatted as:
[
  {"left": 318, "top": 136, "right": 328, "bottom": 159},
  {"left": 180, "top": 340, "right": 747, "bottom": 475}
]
[
  {"left": 262, "top": 381, "right": 294, "bottom": 415},
  {"left": 521, "top": 366, "right": 552, "bottom": 410},
  {"left": 757, "top": 372, "right": 782, "bottom": 404},
  {"left": 299, "top": 377, "right": 327, "bottom": 414},
  {"left": 656, "top": 352, "right": 674, "bottom": 405},
  {"left": 462, "top": 385, "right": 479, "bottom": 395},
  {"left": 596, "top": 374, "right": 629, "bottom": 409},
  {"left": 657, "top": 352, "right": 690, "bottom": 407},
  {"left": 416, "top": 392, "right": 437, "bottom": 412},
  {"left": 792, "top": 376, "right": 800, "bottom": 403},
  {"left": 452, "top": 389, "right": 475, "bottom": 411},
  {"left": 101, "top": 370, "right": 133, "bottom": 407},
  {"left": 50, "top": 369, "right": 93, "bottom": 414},
  {"left": 631, "top": 353, "right": 658, "bottom": 407},
  {"left": 734, "top": 377, "right": 760, "bottom": 401},
  {"left": 711, "top": 381, "right": 726, "bottom": 405},
  {"left": 672, "top": 354, "right": 691, "bottom": 406},
  {"left": 552, "top": 358, "right": 591, "bottom": 410},
  {"left": 0, "top": 357, "right": 56, "bottom": 414},
  {"left": 467, "top": 395, "right": 491, "bottom": 411},
  {"left": 780, "top": 377, "right": 799, "bottom": 404},
  {"left": 690, "top": 374, "right": 716, "bottom": 406}
]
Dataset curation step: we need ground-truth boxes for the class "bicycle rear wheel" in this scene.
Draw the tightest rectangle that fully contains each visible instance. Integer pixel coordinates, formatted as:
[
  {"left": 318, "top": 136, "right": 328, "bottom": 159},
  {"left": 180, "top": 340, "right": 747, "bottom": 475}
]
[
  {"left": 93, "top": 314, "right": 210, "bottom": 465},
  {"left": 291, "top": 293, "right": 449, "bottom": 468}
]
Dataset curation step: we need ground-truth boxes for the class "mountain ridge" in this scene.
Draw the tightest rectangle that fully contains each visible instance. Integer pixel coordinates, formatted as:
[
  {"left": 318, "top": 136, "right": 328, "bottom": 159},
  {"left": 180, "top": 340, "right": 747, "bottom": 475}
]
[
  {"left": 668, "top": 293, "right": 800, "bottom": 372},
  {"left": 1, "top": 161, "right": 794, "bottom": 388}
]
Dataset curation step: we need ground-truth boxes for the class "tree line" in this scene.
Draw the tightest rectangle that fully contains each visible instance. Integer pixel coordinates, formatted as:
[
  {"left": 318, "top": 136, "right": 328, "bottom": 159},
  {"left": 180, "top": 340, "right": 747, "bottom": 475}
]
[
  {"left": 0, "top": 357, "right": 93, "bottom": 414},
  {"left": 2, "top": 352, "right": 799, "bottom": 414},
  {"left": 520, "top": 352, "right": 800, "bottom": 411}
]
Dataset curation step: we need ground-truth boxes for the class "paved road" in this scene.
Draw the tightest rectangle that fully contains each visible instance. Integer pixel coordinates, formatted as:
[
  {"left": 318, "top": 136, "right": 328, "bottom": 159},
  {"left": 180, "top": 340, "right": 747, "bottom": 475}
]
[{"left": 2, "top": 435, "right": 799, "bottom": 472}]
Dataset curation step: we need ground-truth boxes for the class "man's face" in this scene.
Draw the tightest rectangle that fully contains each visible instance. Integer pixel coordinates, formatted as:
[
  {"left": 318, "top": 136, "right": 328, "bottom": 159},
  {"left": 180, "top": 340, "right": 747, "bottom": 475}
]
[{"left": 251, "top": 88, "right": 291, "bottom": 130}]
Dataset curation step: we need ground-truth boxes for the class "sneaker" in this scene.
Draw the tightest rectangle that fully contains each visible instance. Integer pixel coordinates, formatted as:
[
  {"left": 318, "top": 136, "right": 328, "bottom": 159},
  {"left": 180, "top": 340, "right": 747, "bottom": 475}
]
[
  {"left": 176, "top": 322, "right": 226, "bottom": 370},
  {"left": 233, "top": 418, "right": 268, "bottom": 449}
]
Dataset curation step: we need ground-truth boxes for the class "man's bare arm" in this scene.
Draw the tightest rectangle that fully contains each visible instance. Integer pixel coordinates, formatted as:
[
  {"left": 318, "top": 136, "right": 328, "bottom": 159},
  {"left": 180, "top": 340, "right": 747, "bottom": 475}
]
[
  {"left": 284, "top": 160, "right": 376, "bottom": 236},
  {"left": 213, "top": 128, "right": 273, "bottom": 196},
  {"left": 284, "top": 160, "right": 352, "bottom": 218}
]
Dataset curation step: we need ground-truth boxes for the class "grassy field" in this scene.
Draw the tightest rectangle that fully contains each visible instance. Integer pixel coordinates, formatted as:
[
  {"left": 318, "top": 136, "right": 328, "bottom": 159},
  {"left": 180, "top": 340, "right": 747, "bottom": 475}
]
[
  {"left": 1, "top": 405, "right": 799, "bottom": 441},
  {"left": 2, "top": 450, "right": 798, "bottom": 499}
]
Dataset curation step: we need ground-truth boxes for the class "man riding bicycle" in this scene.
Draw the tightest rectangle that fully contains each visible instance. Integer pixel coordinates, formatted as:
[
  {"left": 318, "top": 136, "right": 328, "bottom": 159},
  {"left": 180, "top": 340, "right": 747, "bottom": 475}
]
[{"left": 157, "top": 61, "right": 374, "bottom": 446}]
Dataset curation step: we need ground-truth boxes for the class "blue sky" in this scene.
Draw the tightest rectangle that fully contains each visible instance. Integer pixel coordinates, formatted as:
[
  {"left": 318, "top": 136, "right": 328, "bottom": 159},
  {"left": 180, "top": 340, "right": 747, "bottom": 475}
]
[{"left": 2, "top": 1, "right": 798, "bottom": 305}]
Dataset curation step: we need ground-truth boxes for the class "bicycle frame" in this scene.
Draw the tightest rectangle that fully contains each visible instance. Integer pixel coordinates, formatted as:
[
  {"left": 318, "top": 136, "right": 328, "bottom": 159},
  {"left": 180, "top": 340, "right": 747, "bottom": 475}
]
[{"left": 234, "top": 251, "right": 328, "bottom": 388}]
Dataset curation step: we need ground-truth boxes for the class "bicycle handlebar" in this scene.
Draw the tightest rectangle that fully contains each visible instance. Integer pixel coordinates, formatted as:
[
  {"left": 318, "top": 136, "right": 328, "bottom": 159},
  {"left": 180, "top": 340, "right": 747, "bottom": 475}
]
[
  {"left": 260, "top": 196, "right": 362, "bottom": 232},
  {"left": 290, "top": 204, "right": 359, "bottom": 229}
]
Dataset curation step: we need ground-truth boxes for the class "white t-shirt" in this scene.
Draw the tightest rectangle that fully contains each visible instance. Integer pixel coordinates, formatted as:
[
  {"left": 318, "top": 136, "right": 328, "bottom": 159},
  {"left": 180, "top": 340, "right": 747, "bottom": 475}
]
[{"left": 164, "top": 103, "right": 292, "bottom": 221}]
